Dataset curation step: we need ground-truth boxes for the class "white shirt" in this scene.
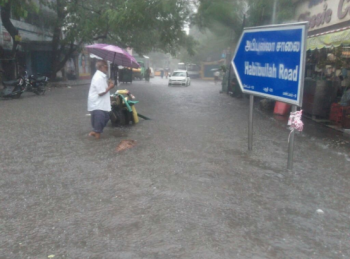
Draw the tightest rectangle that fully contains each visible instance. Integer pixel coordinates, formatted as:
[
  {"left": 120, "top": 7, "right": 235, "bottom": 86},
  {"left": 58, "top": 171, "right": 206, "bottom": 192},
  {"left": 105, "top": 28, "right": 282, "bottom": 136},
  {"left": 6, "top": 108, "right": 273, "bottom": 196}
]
[
  {"left": 87, "top": 70, "right": 111, "bottom": 112},
  {"left": 214, "top": 71, "right": 220, "bottom": 77}
]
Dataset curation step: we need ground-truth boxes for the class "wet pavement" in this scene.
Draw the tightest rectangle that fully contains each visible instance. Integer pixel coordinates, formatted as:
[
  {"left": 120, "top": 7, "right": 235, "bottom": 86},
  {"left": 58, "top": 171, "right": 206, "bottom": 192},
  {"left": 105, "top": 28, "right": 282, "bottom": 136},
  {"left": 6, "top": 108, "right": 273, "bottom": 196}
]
[{"left": 0, "top": 77, "right": 349, "bottom": 259}]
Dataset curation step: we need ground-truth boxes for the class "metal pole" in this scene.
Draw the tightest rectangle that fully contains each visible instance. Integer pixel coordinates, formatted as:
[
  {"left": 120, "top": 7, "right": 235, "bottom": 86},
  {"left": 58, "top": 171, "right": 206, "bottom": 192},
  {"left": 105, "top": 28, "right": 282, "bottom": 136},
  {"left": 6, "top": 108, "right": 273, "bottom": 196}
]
[
  {"left": 287, "top": 105, "right": 297, "bottom": 170},
  {"left": 271, "top": 0, "right": 278, "bottom": 24},
  {"left": 248, "top": 95, "right": 254, "bottom": 151},
  {"left": 227, "top": 64, "right": 232, "bottom": 94},
  {"left": 112, "top": 53, "right": 117, "bottom": 86}
]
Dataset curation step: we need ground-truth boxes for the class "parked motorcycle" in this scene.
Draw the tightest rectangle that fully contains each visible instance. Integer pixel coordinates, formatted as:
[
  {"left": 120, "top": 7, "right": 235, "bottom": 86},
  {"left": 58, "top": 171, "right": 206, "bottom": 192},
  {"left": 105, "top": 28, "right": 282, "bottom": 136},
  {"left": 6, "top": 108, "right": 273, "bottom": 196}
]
[
  {"left": 23, "top": 72, "right": 49, "bottom": 95},
  {"left": 0, "top": 71, "right": 49, "bottom": 99},
  {"left": 1, "top": 77, "right": 25, "bottom": 99}
]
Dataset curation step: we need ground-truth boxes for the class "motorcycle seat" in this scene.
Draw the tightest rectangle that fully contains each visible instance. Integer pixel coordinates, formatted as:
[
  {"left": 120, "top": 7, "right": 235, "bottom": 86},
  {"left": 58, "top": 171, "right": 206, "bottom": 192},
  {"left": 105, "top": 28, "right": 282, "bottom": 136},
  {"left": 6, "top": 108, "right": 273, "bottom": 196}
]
[{"left": 2, "top": 79, "right": 19, "bottom": 86}]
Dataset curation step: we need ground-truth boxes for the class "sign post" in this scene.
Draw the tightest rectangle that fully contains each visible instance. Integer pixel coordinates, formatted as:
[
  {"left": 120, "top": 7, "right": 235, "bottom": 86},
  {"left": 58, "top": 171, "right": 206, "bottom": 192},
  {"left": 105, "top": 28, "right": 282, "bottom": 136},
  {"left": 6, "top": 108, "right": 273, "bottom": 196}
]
[
  {"left": 287, "top": 105, "right": 298, "bottom": 169},
  {"left": 232, "top": 22, "right": 308, "bottom": 169},
  {"left": 248, "top": 95, "right": 254, "bottom": 151}
]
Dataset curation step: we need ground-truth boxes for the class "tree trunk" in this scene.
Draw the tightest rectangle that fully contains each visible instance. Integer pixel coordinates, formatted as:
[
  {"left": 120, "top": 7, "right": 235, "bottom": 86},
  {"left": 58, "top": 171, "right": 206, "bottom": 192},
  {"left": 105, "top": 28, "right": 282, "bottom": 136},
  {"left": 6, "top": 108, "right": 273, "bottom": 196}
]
[
  {"left": 1, "top": 2, "right": 19, "bottom": 79},
  {"left": 50, "top": 0, "right": 66, "bottom": 80},
  {"left": 0, "top": 2, "right": 19, "bottom": 58},
  {"left": 50, "top": 4, "right": 80, "bottom": 80},
  {"left": 50, "top": 25, "right": 62, "bottom": 80},
  {"left": 51, "top": 36, "right": 80, "bottom": 80}
]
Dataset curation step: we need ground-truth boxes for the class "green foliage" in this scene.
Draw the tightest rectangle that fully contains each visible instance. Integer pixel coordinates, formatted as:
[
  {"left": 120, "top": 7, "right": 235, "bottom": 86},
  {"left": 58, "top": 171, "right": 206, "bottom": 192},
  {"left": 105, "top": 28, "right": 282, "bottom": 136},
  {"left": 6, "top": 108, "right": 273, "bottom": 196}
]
[
  {"left": 195, "top": 0, "right": 245, "bottom": 35},
  {"left": 178, "top": 29, "right": 228, "bottom": 64},
  {"left": 245, "top": 0, "right": 296, "bottom": 26},
  {"left": 53, "top": 0, "right": 195, "bottom": 55},
  {"left": 0, "top": 0, "right": 40, "bottom": 19},
  {"left": 2, "top": 0, "right": 197, "bottom": 74},
  {"left": 184, "top": 0, "right": 297, "bottom": 65},
  {"left": 184, "top": 0, "right": 245, "bottom": 64}
]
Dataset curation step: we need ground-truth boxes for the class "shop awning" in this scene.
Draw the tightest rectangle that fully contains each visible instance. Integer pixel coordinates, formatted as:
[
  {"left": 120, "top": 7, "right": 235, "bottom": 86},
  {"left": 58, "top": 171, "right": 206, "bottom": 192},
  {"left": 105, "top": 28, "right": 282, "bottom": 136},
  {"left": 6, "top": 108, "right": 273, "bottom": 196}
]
[{"left": 307, "top": 26, "right": 350, "bottom": 50}]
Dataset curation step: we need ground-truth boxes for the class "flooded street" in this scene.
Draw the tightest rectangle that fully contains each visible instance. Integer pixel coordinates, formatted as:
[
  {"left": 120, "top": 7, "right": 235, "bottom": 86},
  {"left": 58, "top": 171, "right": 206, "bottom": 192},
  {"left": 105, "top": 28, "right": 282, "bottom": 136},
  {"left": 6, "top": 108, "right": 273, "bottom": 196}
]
[{"left": 0, "top": 78, "right": 349, "bottom": 259}]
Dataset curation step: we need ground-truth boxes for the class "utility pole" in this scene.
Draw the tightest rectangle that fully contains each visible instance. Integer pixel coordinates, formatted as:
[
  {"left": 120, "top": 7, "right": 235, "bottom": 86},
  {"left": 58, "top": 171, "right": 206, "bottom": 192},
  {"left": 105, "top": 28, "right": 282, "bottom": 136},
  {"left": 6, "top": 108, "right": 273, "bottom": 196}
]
[{"left": 271, "top": 0, "right": 278, "bottom": 24}]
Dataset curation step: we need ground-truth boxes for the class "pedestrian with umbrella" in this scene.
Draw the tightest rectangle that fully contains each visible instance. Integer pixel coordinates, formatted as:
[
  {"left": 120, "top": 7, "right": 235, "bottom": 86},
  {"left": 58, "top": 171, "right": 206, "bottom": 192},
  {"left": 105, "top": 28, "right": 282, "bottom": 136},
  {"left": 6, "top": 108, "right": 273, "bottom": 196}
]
[
  {"left": 86, "top": 44, "right": 140, "bottom": 85},
  {"left": 87, "top": 60, "right": 115, "bottom": 139}
]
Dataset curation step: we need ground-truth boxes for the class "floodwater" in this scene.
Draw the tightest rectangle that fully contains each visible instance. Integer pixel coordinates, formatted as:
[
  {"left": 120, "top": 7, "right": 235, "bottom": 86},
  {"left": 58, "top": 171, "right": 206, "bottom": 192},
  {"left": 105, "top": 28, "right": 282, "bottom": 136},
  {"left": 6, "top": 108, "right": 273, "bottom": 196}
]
[{"left": 0, "top": 78, "right": 349, "bottom": 259}]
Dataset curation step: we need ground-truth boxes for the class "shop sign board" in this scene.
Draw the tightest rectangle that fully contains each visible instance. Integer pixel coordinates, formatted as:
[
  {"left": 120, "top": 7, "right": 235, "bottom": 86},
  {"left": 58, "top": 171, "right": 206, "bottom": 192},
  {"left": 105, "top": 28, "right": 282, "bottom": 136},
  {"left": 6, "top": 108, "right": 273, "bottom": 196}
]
[
  {"left": 297, "top": 0, "right": 350, "bottom": 32},
  {"left": 232, "top": 22, "right": 308, "bottom": 107}
]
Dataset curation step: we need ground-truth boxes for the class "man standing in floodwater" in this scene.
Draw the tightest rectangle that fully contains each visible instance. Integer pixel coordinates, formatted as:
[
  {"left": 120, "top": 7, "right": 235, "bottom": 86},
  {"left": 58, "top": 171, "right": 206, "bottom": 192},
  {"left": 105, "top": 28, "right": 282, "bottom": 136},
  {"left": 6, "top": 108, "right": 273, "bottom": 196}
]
[{"left": 87, "top": 60, "right": 114, "bottom": 139}]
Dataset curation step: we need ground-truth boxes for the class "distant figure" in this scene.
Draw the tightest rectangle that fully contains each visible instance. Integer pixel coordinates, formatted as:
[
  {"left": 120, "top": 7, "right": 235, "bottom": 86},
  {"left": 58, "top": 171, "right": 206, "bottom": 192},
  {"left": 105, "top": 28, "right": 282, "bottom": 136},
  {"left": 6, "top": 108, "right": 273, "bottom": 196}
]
[
  {"left": 165, "top": 69, "right": 169, "bottom": 79},
  {"left": 80, "top": 54, "right": 86, "bottom": 74},
  {"left": 87, "top": 60, "right": 115, "bottom": 139},
  {"left": 231, "top": 73, "right": 243, "bottom": 98},
  {"left": 160, "top": 69, "right": 164, "bottom": 78},
  {"left": 145, "top": 67, "right": 151, "bottom": 82},
  {"left": 214, "top": 70, "right": 220, "bottom": 84}
]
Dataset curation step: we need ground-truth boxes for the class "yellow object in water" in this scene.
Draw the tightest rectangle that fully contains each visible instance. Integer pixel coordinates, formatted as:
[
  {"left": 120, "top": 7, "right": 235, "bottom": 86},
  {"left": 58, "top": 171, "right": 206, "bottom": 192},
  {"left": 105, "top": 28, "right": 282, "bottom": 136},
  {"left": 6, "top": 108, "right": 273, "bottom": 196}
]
[
  {"left": 132, "top": 105, "right": 139, "bottom": 123},
  {"left": 116, "top": 89, "right": 129, "bottom": 94}
]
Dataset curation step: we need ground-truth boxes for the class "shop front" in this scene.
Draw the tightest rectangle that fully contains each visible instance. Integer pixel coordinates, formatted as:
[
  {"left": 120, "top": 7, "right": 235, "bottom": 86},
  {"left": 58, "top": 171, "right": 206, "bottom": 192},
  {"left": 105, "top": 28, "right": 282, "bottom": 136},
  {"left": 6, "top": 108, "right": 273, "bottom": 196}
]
[
  {"left": 200, "top": 59, "right": 225, "bottom": 80},
  {"left": 0, "top": 18, "right": 52, "bottom": 79},
  {"left": 296, "top": 0, "right": 350, "bottom": 129}
]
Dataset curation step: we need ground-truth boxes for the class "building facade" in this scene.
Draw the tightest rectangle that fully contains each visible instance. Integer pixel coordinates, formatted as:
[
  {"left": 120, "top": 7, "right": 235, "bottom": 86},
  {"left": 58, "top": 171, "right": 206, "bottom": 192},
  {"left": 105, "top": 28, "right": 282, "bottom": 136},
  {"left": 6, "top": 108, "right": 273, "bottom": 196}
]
[
  {"left": 294, "top": 0, "right": 350, "bottom": 127},
  {"left": 0, "top": 2, "right": 91, "bottom": 80}
]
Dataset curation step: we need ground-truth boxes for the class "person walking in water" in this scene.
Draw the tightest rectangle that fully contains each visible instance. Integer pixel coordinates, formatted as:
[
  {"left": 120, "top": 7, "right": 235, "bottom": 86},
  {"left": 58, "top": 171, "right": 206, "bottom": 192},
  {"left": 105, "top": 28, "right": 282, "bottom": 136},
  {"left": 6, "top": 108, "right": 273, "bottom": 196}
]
[
  {"left": 87, "top": 60, "right": 114, "bottom": 139},
  {"left": 214, "top": 70, "right": 220, "bottom": 84}
]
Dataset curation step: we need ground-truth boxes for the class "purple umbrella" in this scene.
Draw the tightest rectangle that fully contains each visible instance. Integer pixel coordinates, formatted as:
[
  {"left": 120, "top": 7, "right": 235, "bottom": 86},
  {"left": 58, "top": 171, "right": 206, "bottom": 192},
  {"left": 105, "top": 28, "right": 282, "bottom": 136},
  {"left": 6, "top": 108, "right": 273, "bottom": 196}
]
[
  {"left": 121, "top": 49, "right": 140, "bottom": 68},
  {"left": 86, "top": 44, "right": 140, "bottom": 68}
]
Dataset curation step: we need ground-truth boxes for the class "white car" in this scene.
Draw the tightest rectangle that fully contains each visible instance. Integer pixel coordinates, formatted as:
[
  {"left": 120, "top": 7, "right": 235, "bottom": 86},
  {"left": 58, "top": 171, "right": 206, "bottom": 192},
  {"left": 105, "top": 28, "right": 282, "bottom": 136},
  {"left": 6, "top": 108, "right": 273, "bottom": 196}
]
[{"left": 168, "top": 70, "right": 191, "bottom": 86}]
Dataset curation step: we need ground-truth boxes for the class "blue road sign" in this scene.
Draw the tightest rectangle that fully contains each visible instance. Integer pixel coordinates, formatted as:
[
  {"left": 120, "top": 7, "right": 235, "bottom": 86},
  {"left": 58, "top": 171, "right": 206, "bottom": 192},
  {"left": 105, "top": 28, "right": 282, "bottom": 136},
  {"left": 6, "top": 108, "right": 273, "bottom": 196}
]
[{"left": 232, "top": 23, "right": 308, "bottom": 106}]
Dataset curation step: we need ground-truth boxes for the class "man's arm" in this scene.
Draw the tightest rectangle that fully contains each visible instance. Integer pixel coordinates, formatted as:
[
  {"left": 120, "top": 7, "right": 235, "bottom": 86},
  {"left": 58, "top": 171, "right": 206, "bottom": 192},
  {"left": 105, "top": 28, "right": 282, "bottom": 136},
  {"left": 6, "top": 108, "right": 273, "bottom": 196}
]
[{"left": 98, "top": 81, "right": 115, "bottom": 96}]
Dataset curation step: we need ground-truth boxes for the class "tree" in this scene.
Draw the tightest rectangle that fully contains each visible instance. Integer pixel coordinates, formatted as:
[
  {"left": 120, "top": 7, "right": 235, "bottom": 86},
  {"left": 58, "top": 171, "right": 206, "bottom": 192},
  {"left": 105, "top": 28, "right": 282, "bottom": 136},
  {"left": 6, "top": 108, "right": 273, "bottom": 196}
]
[
  {"left": 46, "top": 0, "right": 196, "bottom": 79},
  {"left": 181, "top": 0, "right": 246, "bottom": 65},
  {"left": 245, "top": 0, "right": 296, "bottom": 26},
  {"left": 0, "top": 0, "right": 39, "bottom": 57},
  {"left": 194, "top": 0, "right": 245, "bottom": 39},
  {"left": 185, "top": 0, "right": 297, "bottom": 65},
  {"left": 178, "top": 28, "right": 226, "bottom": 64},
  {"left": 0, "top": 0, "right": 41, "bottom": 79},
  {"left": 2, "top": 0, "right": 196, "bottom": 79}
]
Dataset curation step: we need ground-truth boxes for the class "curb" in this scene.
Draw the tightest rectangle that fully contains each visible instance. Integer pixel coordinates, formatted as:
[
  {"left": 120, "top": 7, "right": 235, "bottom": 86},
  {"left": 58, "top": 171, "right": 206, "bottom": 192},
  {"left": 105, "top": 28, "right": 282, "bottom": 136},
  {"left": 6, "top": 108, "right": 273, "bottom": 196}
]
[{"left": 49, "top": 80, "right": 91, "bottom": 87}]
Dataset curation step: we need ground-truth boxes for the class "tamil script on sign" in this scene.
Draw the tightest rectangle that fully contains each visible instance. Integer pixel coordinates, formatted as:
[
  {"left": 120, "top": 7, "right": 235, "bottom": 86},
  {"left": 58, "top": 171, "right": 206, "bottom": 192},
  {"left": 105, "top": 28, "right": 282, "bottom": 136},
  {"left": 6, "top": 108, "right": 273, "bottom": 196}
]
[{"left": 245, "top": 39, "right": 301, "bottom": 53}]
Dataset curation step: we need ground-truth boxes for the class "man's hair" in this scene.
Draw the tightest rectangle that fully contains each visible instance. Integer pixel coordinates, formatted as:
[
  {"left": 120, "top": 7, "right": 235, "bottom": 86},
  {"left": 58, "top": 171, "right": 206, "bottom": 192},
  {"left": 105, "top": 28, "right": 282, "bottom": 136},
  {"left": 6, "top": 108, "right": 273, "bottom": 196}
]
[{"left": 96, "top": 60, "right": 108, "bottom": 70}]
